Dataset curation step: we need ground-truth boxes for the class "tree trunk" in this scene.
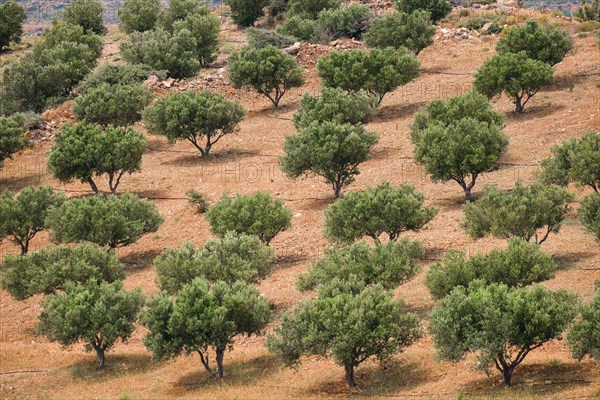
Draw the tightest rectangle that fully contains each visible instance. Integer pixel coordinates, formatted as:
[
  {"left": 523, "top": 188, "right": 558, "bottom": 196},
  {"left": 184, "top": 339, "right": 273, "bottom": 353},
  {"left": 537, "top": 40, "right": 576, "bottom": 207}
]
[
  {"left": 87, "top": 178, "right": 100, "bottom": 194},
  {"left": 214, "top": 348, "right": 225, "bottom": 380},
  {"left": 501, "top": 365, "right": 514, "bottom": 387},
  {"left": 272, "top": 96, "right": 280, "bottom": 110},
  {"left": 515, "top": 96, "right": 524, "bottom": 113},
  {"left": 344, "top": 364, "right": 356, "bottom": 388},
  {"left": 464, "top": 187, "right": 473, "bottom": 202},
  {"left": 95, "top": 347, "right": 105, "bottom": 370},
  {"left": 20, "top": 239, "right": 29, "bottom": 255},
  {"left": 333, "top": 180, "right": 342, "bottom": 200}
]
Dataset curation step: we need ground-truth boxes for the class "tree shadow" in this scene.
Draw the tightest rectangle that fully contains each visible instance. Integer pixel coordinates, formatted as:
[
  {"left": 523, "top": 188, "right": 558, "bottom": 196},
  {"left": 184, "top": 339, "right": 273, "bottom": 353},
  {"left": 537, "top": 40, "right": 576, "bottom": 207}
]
[
  {"left": 548, "top": 73, "right": 590, "bottom": 92},
  {"left": 295, "top": 196, "right": 334, "bottom": 212},
  {"left": 507, "top": 103, "right": 567, "bottom": 122},
  {"left": 130, "top": 188, "right": 170, "bottom": 199},
  {"left": 247, "top": 100, "right": 300, "bottom": 118},
  {"left": 0, "top": 172, "right": 45, "bottom": 192},
  {"left": 553, "top": 250, "right": 599, "bottom": 271},
  {"left": 119, "top": 248, "right": 163, "bottom": 271},
  {"left": 160, "top": 148, "right": 263, "bottom": 167},
  {"left": 376, "top": 101, "right": 428, "bottom": 123},
  {"left": 69, "top": 353, "right": 157, "bottom": 382}
]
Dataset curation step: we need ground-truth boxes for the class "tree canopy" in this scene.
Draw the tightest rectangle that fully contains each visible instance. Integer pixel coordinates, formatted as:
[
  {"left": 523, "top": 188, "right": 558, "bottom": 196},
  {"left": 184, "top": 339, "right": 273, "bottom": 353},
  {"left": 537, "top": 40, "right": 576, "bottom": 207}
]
[
  {"left": 364, "top": 11, "right": 435, "bottom": 55},
  {"left": 61, "top": 0, "right": 106, "bottom": 35},
  {"left": 568, "top": 282, "right": 600, "bottom": 362},
  {"left": 0, "top": 115, "right": 30, "bottom": 167},
  {"left": 579, "top": 193, "right": 600, "bottom": 241},
  {"left": 226, "top": 0, "right": 268, "bottom": 27},
  {"left": 394, "top": 0, "right": 452, "bottom": 23},
  {"left": 119, "top": 0, "right": 161, "bottom": 33},
  {"left": 287, "top": 0, "right": 341, "bottom": 19},
  {"left": 0, "top": 0, "right": 26, "bottom": 52}
]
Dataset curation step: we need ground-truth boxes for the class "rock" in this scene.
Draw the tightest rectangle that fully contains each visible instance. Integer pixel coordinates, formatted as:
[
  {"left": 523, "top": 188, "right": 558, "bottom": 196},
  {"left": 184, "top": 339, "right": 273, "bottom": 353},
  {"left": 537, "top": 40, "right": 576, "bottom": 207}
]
[
  {"left": 163, "top": 78, "right": 176, "bottom": 88},
  {"left": 144, "top": 75, "right": 160, "bottom": 87},
  {"left": 283, "top": 42, "right": 302, "bottom": 55},
  {"left": 481, "top": 22, "right": 494, "bottom": 34},
  {"left": 204, "top": 75, "right": 215, "bottom": 82}
]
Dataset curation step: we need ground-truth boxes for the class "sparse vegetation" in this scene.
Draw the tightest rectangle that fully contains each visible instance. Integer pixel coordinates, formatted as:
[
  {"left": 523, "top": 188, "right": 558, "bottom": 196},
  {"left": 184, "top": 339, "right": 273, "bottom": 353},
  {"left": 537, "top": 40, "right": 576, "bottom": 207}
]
[{"left": 394, "top": 0, "right": 452, "bottom": 23}]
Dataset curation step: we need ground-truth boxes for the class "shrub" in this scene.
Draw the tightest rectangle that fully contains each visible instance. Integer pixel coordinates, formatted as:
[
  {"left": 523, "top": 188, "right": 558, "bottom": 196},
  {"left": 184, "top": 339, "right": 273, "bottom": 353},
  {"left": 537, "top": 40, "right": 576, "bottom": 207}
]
[
  {"left": 0, "top": 186, "right": 65, "bottom": 255},
  {"left": 462, "top": 182, "right": 574, "bottom": 245},
  {"left": 324, "top": 182, "right": 438, "bottom": 243},
  {"left": 425, "top": 238, "right": 558, "bottom": 300},
  {"left": 39, "top": 280, "right": 144, "bottom": 369},
  {"left": 268, "top": 279, "right": 421, "bottom": 388},
  {"left": 0, "top": 0, "right": 26, "bottom": 52},
  {"left": 0, "top": 115, "right": 30, "bottom": 168},
  {"left": 186, "top": 189, "right": 209, "bottom": 213},
  {"left": 246, "top": 27, "right": 296, "bottom": 49},
  {"left": 73, "top": 83, "right": 152, "bottom": 127},
  {"left": 576, "top": 0, "right": 600, "bottom": 21},
  {"left": 77, "top": 63, "right": 164, "bottom": 95},
  {"left": 365, "top": 11, "right": 435, "bottom": 55},
  {"left": 172, "top": 8, "right": 221, "bottom": 67},
  {"left": 293, "top": 87, "right": 376, "bottom": 130},
  {"left": 269, "top": 0, "right": 289, "bottom": 19},
  {"left": 140, "top": 278, "right": 271, "bottom": 379},
  {"left": 474, "top": 51, "right": 554, "bottom": 113},
  {"left": 226, "top": 0, "right": 268, "bottom": 27},
  {"left": 160, "top": 0, "right": 210, "bottom": 31},
  {"left": 297, "top": 239, "right": 423, "bottom": 292},
  {"left": 275, "top": 16, "right": 320, "bottom": 42},
  {"left": 430, "top": 283, "right": 577, "bottom": 386},
  {"left": 48, "top": 123, "right": 147, "bottom": 194},
  {"left": 394, "top": 0, "right": 452, "bottom": 23},
  {"left": 61, "top": 0, "right": 106, "bottom": 35},
  {"left": 0, "top": 243, "right": 124, "bottom": 301},
  {"left": 317, "top": 4, "right": 372, "bottom": 40},
  {"left": 317, "top": 47, "right": 420, "bottom": 106},
  {"left": 280, "top": 122, "right": 378, "bottom": 199},
  {"left": 119, "top": 0, "right": 161, "bottom": 33},
  {"left": 496, "top": 21, "right": 573, "bottom": 66},
  {"left": 568, "top": 282, "right": 600, "bottom": 361},
  {"left": 47, "top": 194, "right": 164, "bottom": 249},
  {"left": 205, "top": 192, "right": 292, "bottom": 244},
  {"left": 287, "top": 0, "right": 341, "bottom": 19},
  {"left": 143, "top": 90, "right": 245, "bottom": 157},
  {"left": 154, "top": 233, "right": 274, "bottom": 294},
  {"left": 580, "top": 193, "right": 600, "bottom": 241},
  {"left": 411, "top": 91, "right": 508, "bottom": 202},
  {"left": 229, "top": 45, "right": 304, "bottom": 109}
]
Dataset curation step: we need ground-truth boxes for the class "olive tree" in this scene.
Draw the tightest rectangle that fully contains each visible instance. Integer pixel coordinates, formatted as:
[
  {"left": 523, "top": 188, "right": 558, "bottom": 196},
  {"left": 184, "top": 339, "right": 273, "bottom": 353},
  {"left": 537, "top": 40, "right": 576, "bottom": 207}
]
[
  {"left": 324, "top": 182, "right": 438, "bottom": 243},
  {"left": 280, "top": 122, "right": 379, "bottom": 199},
  {"left": 462, "top": 182, "right": 574, "bottom": 245},
  {"left": 0, "top": 243, "right": 124, "bottom": 301},
  {"left": 73, "top": 83, "right": 152, "bottom": 127},
  {"left": 394, "top": 0, "right": 452, "bottom": 23},
  {"left": 568, "top": 281, "right": 600, "bottom": 362},
  {"left": 293, "top": 87, "right": 376, "bottom": 130},
  {"left": 205, "top": 192, "right": 292, "bottom": 244},
  {"left": 317, "top": 47, "right": 420, "bottom": 106},
  {"left": 474, "top": 51, "right": 553, "bottom": 113},
  {"left": 364, "top": 11, "right": 435, "bottom": 55},
  {"left": 276, "top": 16, "right": 320, "bottom": 42},
  {"left": 140, "top": 278, "right": 271, "bottom": 379},
  {"left": 580, "top": 193, "right": 600, "bottom": 241},
  {"left": 297, "top": 239, "right": 423, "bottom": 292},
  {"left": 411, "top": 91, "right": 508, "bottom": 202},
  {"left": 268, "top": 279, "right": 421, "bottom": 388},
  {"left": 39, "top": 280, "right": 144, "bottom": 369},
  {"left": 496, "top": 21, "right": 573, "bottom": 66},
  {"left": 0, "top": 0, "right": 26, "bottom": 52},
  {"left": 48, "top": 123, "right": 147, "bottom": 194},
  {"left": 143, "top": 90, "right": 245, "bottom": 157},
  {"left": 47, "top": 194, "right": 164, "bottom": 249},
  {"left": 62, "top": 0, "right": 106, "bottom": 35},
  {"left": 226, "top": 0, "right": 268, "bottom": 27},
  {"left": 119, "top": 0, "right": 161, "bottom": 33},
  {"left": 154, "top": 232, "right": 274, "bottom": 294},
  {"left": 77, "top": 63, "right": 163, "bottom": 95},
  {"left": 287, "top": 0, "right": 341, "bottom": 19},
  {"left": 246, "top": 27, "right": 296, "bottom": 49},
  {"left": 317, "top": 4, "right": 372, "bottom": 40},
  {"left": 0, "top": 186, "right": 65, "bottom": 255},
  {"left": 430, "top": 282, "right": 577, "bottom": 386},
  {"left": 0, "top": 115, "right": 30, "bottom": 167},
  {"left": 425, "top": 238, "right": 558, "bottom": 300},
  {"left": 229, "top": 45, "right": 304, "bottom": 109}
]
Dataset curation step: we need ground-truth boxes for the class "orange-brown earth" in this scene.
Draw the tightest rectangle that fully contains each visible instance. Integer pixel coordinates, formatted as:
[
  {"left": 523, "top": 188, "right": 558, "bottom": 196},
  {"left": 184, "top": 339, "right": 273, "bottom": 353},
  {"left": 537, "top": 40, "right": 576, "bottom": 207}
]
[{"left": 0, "top": 7, "right": 599, "bottom": 400}]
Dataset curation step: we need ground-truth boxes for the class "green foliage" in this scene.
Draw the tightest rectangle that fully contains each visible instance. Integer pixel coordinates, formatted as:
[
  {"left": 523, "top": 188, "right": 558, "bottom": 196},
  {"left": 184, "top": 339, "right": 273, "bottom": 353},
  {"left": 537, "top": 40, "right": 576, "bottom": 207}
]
[
  {"left": 568, "top": 282, "right": 600, "bottom": 361},
  {"left": 474, "top": 51, "right": 553, "bottom": 113},
  {"left": 205, "top": 192, "right": 292, "bottom": 244},
  {"left": 460, "top": 13, "right": 503, "bottom": 34},
  {"left": 62, "top": 0, "right": 106, "bottom": 35},
  {"left": 410, "top": 91, "right": 508, "bottom": 202},
  {"left": 276, "top": 16, "right": 320, "bottom": 42},
  {"left": 462, "top": 182, "right": 574, "bottom": 245},
  {"left": 579, "top": 193, "right": 600, "bottom": 241},
  {"left": 364, "top": 11, "right": 435, "bottom": 55},
  {"left": 0, "top": 0, "right": 26, "bottom": 51},
  {"left": 47, "top": 194, "right": 164, "bottom": 249},
  {"left": 317, "top": 4, "right": 372, "bottom": 40},
  {"left": 317, "top": 47, "right": 420, "bottom": 106},
  {"left": 297, "top": 239, "right": 423, "bottom": 292},
  {"left": 293, "top": 87, "right": 376, "bottom": 130},
  {"left": 429, "top": 282, "right": 577, "bottom": 386},
  {"left": 576, "top": 0, "right": 600, "bottom": 21},
  {"left": 186, "top": 189, "right": 209, "bottom": 213},
  {"left": 73, "top": 83, "right": 152, "bottom": 127},
  {"left": 0, "top": 243, "right": 124, "bottom": 301},
  {"left": 140, "top": 278, "right": 271, "bottom": 379},
  {"left": 539, "top": 131, "right": 600, "bottom": 193},
  {"left": 39, "top": 280, "right": 144, "bottom": 369},
  {"left": 229, "top": 45, "right": 304, "bottom": 109},
  {"left": 172, "top": 8, "right": 221, "bottom": 67},
  {"left": 246, "top": 27, "right": 296, "bottom": 49},
  {"left": 154, "top": 232, "right": 274, "bottom": 294},
  {"left": 425, "top": 238, "right": 558, "bottom": 300},
  {"left": 0, "top": 186, "right": 65, "bottom": 255},
  {"left": 0, "top": 115, "right": 30, "bottom": 168},
  {"left": 324, "top": 182, "right": 438, "bottom": 243},
  {"left": 159, "top": 0, "right": 209, "bottom": 31},
  {"left": 78, "top": 63, "right": 164, "bottom": 95},
  {"left": 48, "top": 123, "right": 147, "bottom": 194},
  {"left": 119, "top": 0, "right": 161, "bottom": 33},
  {"left": 280, "top": 122, "right": 379, "bottom": 199},
  {"left": 395, "top": 0, "right": 452, "bottom": 23},
  {"left": 496, "top": 21, "right": 573, "bottom": 66},
  {"left": 268, "top": 279, "right": 421, "bottom": 387},
  {"left": 287, "top": 0, "right": 341, "bottom": 19},
  {"left": 226, "top": 0, "right": 268, "bottom": 27},
  {"left": 143, "top": 90, "right": 245, "bottom": 157},
  {"left": 269, "top": 0, "right": 289, "bottom": 20}
]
